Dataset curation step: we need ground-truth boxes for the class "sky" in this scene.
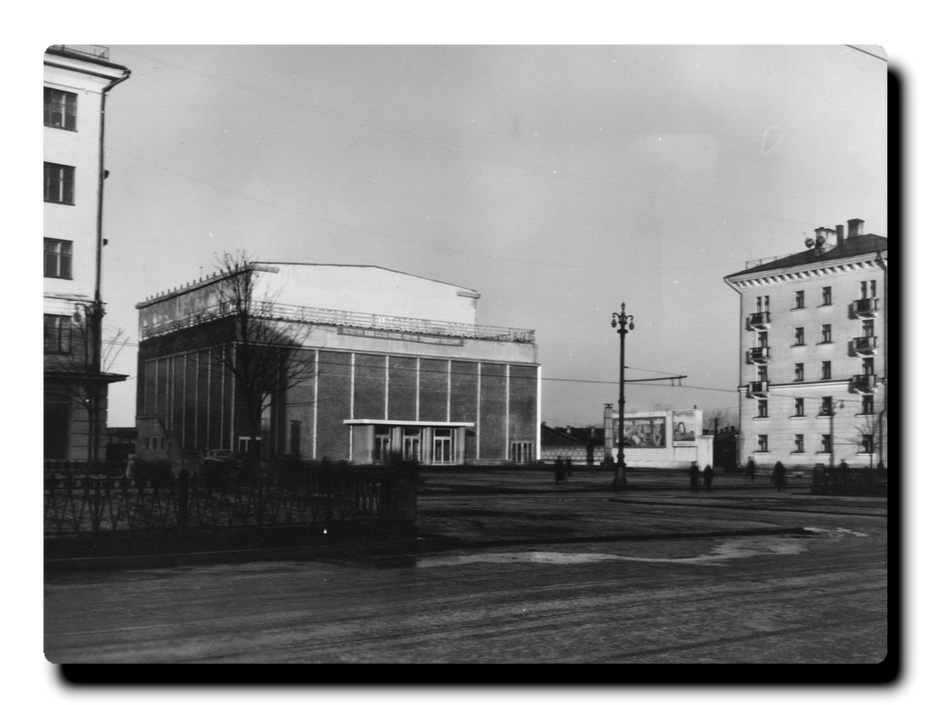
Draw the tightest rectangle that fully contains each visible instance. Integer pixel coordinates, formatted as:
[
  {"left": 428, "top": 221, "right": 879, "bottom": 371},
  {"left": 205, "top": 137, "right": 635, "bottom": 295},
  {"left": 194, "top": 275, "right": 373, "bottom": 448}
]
[{"left": 94, "top": 44, "right": 888, "bottom": 428}]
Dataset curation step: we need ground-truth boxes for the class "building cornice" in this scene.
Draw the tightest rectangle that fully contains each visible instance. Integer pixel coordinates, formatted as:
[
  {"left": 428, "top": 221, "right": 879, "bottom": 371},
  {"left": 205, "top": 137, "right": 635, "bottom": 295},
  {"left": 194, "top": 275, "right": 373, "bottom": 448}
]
[{"left": 725, "top": 250, "right": 888, "bottom": 290}]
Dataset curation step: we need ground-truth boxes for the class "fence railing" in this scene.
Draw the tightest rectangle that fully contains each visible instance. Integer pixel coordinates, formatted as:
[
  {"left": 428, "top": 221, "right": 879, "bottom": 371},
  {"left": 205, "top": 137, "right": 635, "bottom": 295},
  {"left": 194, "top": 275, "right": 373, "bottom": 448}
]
[
  {"left": 140, "top": 301, "right": 535, "bottom": 344},
  {"left": 44, "top": 464, "right": 416, "bottom": 538},
  {"left": 811, "top": 466, "right": 887, "bottom": 496}
]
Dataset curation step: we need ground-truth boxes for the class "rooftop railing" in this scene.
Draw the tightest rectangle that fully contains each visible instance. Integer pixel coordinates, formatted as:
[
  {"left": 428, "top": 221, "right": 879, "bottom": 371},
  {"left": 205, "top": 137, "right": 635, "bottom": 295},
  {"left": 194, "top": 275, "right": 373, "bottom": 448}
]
[
  {"left": 140, "top": 301, "right": 535, "bottom": 344},
  {"left": 47, "top": 45, "right": 110, "bottom": 61}
]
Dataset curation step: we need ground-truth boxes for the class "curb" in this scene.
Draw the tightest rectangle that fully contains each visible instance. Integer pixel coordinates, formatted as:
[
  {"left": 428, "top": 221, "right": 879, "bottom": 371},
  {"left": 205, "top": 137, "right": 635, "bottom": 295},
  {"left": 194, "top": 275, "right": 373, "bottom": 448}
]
[{"left": 44, "top": 534, "right": 462, "bottom": 573}]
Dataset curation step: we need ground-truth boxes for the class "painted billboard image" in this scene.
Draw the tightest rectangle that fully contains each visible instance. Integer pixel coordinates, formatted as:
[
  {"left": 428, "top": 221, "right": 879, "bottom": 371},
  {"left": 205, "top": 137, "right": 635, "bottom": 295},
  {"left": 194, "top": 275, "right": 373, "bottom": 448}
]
[
  {"left": 616, "top": 416, "right": 666, "bottom": 449},
  {"left": 672, "top": 410, "right": 699, "bottom": 446}
]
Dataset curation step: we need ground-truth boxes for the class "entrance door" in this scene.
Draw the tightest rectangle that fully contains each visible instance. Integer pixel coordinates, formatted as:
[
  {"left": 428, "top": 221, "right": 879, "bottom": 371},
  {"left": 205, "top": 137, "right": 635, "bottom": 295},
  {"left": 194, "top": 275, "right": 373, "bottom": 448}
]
[
  {"left": 433, "top": 428, "right": 453, "bottom": 464},
  {"left": 402, "top": 428, "right": 421, "bottom": 461}
]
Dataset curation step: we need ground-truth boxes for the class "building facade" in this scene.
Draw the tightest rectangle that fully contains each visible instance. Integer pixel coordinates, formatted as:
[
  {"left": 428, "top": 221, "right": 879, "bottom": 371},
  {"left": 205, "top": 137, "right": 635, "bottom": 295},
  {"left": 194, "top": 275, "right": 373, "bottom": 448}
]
[
  {"left": 135, "top": 263, "right": 540, "bottom": 467},
  {"left": 724, "top": 218, "right": 888, "bottom": 470},
  {"left": 44, "top": 46, "right": 130, "bottom": 461}
]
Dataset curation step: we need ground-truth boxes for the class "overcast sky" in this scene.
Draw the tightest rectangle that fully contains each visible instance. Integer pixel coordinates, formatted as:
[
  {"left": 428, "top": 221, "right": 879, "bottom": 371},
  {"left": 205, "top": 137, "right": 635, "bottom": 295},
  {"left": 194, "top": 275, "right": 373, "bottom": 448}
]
[{"left": 94, "top": 44, "right": 887, "bottom": 427}]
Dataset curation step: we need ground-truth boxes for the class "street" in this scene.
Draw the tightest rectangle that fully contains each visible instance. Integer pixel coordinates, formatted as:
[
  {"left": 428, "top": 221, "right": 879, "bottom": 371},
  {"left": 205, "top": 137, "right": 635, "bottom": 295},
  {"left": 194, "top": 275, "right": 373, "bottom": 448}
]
[{"left": 44, "top": 469, "right": 889, "bottom": 666}]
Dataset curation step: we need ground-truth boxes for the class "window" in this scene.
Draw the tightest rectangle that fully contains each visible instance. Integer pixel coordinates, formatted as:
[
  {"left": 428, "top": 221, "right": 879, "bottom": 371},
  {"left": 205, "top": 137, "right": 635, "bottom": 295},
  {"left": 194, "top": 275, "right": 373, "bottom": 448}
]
[
  {"left": 822, "top": 286, "right": 832, "bottom": 306},
  {"left": 861, "top": 434, "right": 874, "bottom": 454},
  {"left": 758, "top": 331, "right": 769, "bottom": 348},
  {"left": 511, "top": 441, "right": 534, "bottom": 464},
  {"left": 289, "top": 421, "right": 302, "bottom": 456},
  {"left": 795, "top": 290, "right": 805, "bottom": 308},
  {"left": 862, "top": 358, "right": 875, "bottom": 376},
  {"left": 757, "top": 365, "right": 768, "bottom": 382},
  {"left": 755, "top": 295, "right": 769, "bottom": 313},
  {"left": 757, "top": 400, "right": 768, "bottom": 418},
  {"left": 44, "top": 314, "right": 70, "bottom": 353},
  {"left": 861, "top": 280, "right": 876, "bottom": 299},
  {"left": 794, "top": 434, "right": 804, "bottom": 453},
  {"left": 794, "top": 398, "right": 805, "bottom": 417},
  {"left": 863, "top": 319, "right": 875, "bottom": 338},
  {"left": 757, "top": 435, "right": 768, "bottom": 453},
  {"left": 821, "top": 396, "right": 833, "bottom": 416},
  {"left": 821, "top": 324, "right": 832, "bottom": 344},
  {"left": 821, "top": 361, "right": 831, "bottom": 380},
  {"left": 44, "top": 238, "right": 72, "bottom": 279},
  {"left": 794, "top": 327, "right": 805, "bottom": 346},
  {"left": 861, "top": 395, "right": 875, "bottom": 415},
  {"left": 44, "top": 162, "right": 75, "bottom": 204},
  {"left": 44, "top": 87, "right": 77, "bottom": 130},
  {"left": 794, "top": 363, "right": 804, "bottom": 382},
  {"left": 821, "top": 435, "right": 832, "bottom": 453}
]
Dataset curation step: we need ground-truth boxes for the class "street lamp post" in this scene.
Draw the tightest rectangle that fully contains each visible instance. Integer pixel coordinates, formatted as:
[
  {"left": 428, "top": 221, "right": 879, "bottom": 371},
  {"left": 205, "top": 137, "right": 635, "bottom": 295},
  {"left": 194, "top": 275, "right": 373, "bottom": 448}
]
[{"left": 611, "top": 303, "right": 634, "bottom": 490}]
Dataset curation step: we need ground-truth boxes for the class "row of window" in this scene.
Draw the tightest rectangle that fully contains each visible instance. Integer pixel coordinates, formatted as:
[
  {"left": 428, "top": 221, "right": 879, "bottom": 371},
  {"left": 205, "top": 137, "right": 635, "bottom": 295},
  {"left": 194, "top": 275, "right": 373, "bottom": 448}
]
[
  {"left": 755, "top": 433, "right": 875, "bottom": 455},
  {"left": 756, "top": 360, "right": 836, "bottom": 382},
  {"left": 755, "top": 281, "right": 877, "bottom": 313},
  {"left": 755, "top": 394, "right": 875, "bottom": 419}
]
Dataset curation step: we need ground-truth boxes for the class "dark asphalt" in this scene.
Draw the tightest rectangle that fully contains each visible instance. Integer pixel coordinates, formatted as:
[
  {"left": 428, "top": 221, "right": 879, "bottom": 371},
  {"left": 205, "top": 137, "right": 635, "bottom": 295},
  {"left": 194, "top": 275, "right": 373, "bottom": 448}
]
[{"left": 44, "top": 467, "right": 891, "bottom": 667}]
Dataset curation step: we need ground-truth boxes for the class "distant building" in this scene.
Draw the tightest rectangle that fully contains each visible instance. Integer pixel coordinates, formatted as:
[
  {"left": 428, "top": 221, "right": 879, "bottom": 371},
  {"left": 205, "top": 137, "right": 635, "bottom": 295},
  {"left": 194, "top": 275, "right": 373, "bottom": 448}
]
[
  {"left": 724, "top": 218, "right": 888, "bottom": 469},
  {"left": 135, "top": 263, "right": 540, "bottom": 467},
  {"left": 44, "top": 46, "right": 130, "bottom": 461},
  {"left": 540, "top": 424, "right": 605, "bottom": 465}
]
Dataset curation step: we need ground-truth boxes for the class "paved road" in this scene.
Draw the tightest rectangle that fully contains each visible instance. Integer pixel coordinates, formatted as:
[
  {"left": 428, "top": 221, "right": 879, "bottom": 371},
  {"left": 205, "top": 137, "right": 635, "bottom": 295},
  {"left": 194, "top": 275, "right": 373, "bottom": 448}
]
[{"left": 44, "top": 469, "right": 889, "bottom": 666}]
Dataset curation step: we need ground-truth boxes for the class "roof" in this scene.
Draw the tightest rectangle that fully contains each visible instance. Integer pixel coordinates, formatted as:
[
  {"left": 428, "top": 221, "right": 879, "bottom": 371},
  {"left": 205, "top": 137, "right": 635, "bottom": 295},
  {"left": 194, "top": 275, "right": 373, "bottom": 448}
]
[
  {"left": 252, "top": 262, "right": 479, "bottom": 296},
  {"left": 726, "top": 233, "right": 888, "bottom": 279}
]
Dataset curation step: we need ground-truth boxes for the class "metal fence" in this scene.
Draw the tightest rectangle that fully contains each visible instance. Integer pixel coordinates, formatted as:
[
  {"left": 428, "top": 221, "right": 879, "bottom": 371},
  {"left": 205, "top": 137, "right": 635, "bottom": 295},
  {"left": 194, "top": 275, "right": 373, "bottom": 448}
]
[
  {"left": 812, "top": 466, "right": 888, "bottom": 496},
  {"left": 44, "top": 465, "right": 413, "bottom": 538}
]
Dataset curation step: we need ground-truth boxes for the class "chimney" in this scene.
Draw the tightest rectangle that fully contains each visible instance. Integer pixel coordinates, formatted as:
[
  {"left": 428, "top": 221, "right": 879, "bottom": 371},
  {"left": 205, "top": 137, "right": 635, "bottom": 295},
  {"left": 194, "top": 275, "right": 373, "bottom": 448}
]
[
  {"left": 836, "top": 224, "right": 845, "bottom": 246},
  {"left": 848, "top": 218, "right": 865, "bottom": 238}
]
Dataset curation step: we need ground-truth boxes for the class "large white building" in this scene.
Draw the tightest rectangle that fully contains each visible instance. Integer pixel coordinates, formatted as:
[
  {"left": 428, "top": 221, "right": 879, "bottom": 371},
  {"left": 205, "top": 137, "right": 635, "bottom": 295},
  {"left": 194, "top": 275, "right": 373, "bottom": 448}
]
[
  {"left": 724, "top": 218, "right": 888, "bottom": 470},
  {"left": 135, "top": 262, "right": 541, "bottom": 467},
  {"left": 44, "top": 46, "right": 130, "bottom": 462}
]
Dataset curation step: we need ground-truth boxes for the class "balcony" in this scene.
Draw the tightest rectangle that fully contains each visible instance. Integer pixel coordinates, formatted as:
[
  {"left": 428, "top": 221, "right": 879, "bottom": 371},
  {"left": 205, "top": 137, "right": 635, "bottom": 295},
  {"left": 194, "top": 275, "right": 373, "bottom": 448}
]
[
  {"left": 746, "top": 381, "right": 769, "bottom": 399},
  {"left": 746, "top": 311, "right": 771, "bottom": 331},
  {"left": 849, "top": 374, "right": 877, "bottom": 393},
  {"left": 745, "top": 346, "right": 770, "bottom": 365},
  {"left": 849, "top": 298, "right": 879, "bottom": 319},
  {"left": 848, "top": 336, "right": 877, "bottom": 357}
]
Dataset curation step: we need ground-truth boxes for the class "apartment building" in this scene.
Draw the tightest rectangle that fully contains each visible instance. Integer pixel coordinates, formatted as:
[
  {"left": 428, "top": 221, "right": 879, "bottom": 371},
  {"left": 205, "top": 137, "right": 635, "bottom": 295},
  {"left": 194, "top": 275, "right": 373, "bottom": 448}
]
[
  {"left": 135, "top": 262, "right": 540, "bottom": 467},
  {"left": 724, "top": 218, "right": 888, "bottom": 469},
  {"left": 44, "top": 46, "right": 130, "bottom": 461}
]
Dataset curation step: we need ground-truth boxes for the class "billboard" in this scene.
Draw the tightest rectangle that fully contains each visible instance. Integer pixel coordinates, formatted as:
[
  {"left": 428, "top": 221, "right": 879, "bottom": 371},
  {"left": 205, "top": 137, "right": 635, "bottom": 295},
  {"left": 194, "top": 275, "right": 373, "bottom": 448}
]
[
  {"left": 615, "top": 416, "right": 666, "bottom": 449},
  {"left": 672, "top": 410, "right": 699, "bottom": 446}
]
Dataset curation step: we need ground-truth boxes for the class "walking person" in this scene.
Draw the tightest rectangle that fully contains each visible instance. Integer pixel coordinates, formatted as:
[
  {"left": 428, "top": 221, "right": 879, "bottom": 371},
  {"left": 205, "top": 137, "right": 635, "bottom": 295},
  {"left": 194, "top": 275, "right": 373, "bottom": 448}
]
[
  {"left": 746, "top": 457, "right": 755, "bottom": 482},
  {"left": 703, "top": 464, "right": 714, "bottom": 491},
  {"left": 688, "top": 461, "right": 700, "bottom": 492},
  {"left": 773, "top": 461, "right": 787, "bottom": 492}
]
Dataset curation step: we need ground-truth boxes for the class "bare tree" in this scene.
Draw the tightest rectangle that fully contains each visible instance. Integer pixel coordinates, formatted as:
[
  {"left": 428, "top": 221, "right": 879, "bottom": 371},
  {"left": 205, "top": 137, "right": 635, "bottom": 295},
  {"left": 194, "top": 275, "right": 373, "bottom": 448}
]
[
  {"left": 848, "top": 403, "right": 886, "bottom": 469},
  {"left": 45, "top": 301, "right": 129, "bottom": 464},
  {"left": 195, "top": 250, "right": 315, "bottom": 461}
]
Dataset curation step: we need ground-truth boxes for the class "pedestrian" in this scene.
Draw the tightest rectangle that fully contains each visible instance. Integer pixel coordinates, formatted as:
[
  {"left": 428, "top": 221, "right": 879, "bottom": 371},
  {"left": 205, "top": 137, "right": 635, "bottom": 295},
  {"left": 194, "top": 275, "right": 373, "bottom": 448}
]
[
  {"left": 554, "top": 457, "right": 565, "bottom": 485},
  {"left": 688, "top": 461, "right": 700, "bottom": 492},
  {"left": 703, "top": 464, "right": 713, "bottom": 491},
  {"left": 746, "top": 457, "right": 756, "bottom": 482},
  {"left": 773, "top": 461, "right": 786, "bottom": 492},
  {"left": 125, "top": 453, "right": 138, "bottom": 486}
]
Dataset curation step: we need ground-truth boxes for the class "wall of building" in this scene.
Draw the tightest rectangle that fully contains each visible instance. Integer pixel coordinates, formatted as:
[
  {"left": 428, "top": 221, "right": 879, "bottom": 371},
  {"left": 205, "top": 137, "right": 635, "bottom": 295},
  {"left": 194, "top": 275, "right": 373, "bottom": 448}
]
[
  {"left": 136, "top": 335, "right": 539, "bottom": 466},
  {"left": 44, "top": 48, "right": 130, "bottom": 461}
]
